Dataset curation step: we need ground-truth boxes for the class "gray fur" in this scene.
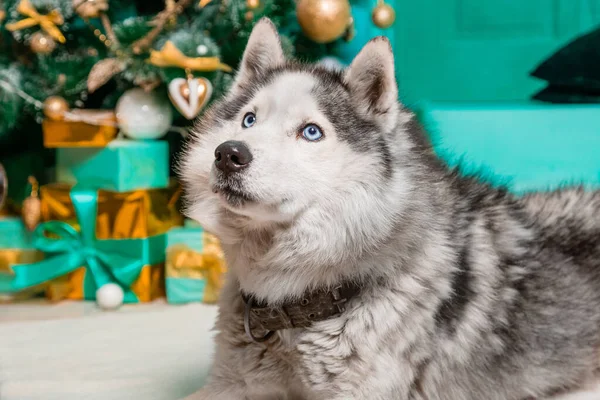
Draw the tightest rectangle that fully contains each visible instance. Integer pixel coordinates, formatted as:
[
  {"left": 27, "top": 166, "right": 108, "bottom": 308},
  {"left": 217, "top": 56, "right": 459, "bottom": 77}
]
[{"left": 179, "top": 18, "right": 600, "bottom": 400}]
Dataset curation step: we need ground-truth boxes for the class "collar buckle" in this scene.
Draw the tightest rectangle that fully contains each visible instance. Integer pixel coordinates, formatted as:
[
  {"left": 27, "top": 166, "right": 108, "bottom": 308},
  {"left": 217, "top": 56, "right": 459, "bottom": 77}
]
[
  {"left": 244, "top": 296, "right": 274, "bottom": 343},
  {"left": 331, "top": 285, "right": 348, "bottom": 313}
]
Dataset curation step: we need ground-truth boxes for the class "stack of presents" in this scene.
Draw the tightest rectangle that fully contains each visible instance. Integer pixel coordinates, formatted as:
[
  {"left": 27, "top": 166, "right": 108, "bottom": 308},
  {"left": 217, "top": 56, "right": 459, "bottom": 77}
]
[{"left": 0, "top": 113, "right": 227, "bottom": 305}]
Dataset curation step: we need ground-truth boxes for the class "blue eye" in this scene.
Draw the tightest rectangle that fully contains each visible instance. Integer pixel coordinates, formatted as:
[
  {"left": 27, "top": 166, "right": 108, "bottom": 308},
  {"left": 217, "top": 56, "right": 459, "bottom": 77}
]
[
  {"left": 242, "top": 112, "right": 256, "bottom": 128},
  {"left": 301, "top": 124, "right": 323, "bottom": 141}
]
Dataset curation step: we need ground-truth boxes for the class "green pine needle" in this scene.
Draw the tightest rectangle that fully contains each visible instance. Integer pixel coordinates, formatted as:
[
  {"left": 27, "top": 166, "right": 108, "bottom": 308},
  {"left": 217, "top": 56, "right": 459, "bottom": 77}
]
[{"left": 0, "top": 62, "right": 24, "bottom": 139}]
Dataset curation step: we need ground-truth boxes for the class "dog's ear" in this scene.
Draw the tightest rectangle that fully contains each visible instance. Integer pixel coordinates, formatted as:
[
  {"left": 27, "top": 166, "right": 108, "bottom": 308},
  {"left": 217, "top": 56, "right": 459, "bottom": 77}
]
[
  {"left": 344, "top": 37, "right": 398, "bottom": 128},
  {"left": 232, "top": 18, "right": 284, "bottom": 91}
]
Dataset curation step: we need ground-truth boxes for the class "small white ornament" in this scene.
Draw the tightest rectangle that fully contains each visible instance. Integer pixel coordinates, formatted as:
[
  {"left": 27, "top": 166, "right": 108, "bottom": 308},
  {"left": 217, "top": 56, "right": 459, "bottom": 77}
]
[
  {"left": 318, "top": 56, "right": 346, "bottom": 71},
  {"left": 96, "top": 283, "right": 125, "bottom": 310},
  {"left": 115, "top": 88, "right": 173, "bottom": 140},
  {"left": 168, "top": 77, "right": 213, "bottom": 120},
  {"left": 196, "top": 44, "right": 209, "bottom": 55}
]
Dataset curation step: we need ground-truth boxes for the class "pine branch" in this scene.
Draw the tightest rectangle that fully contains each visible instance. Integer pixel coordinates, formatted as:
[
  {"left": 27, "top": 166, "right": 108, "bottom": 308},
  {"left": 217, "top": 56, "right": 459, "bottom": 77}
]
[
  {"left": 100, "top": 13, "right": 119, "bottom": 47},
  {"left": 131, "top": 0, "right": 194, "bottom": 55}
]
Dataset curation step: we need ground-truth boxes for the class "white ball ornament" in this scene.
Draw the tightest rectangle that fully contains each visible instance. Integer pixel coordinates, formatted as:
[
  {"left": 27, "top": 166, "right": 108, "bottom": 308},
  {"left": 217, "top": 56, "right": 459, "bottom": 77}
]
[
  {"left": 196, "top": 44, "right": 209, "bottom": 55},
  {"left": 96, "top": 283, "right": 125, "bottom": 310},
  {"left": 115, "top": 88, "right": 173, "bottom": 140}
]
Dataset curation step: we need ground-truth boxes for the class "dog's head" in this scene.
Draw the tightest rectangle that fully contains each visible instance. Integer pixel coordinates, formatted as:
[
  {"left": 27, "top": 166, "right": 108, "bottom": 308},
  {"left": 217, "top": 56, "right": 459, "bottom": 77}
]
[{"left": 181, "top": 18, "right": 419, "bottom": 258}]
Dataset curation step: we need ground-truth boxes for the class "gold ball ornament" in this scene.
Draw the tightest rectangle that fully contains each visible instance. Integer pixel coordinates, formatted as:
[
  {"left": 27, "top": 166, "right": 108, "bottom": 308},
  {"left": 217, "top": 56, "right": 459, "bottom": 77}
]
[
  {"left": 372, "top": 2, "right": 395, "bottom": 29},
  {"left": 246, "top": 0, "right": 260, "bottom": 9},
  {"left": 43, "top": 96, "right": 70, "bottom": 121},
  {"left": 296, "top": 0, "right": 352, "bottom": 43},
  {"left": 73, "top": 0, "right": 109, "bottom": 19},
  {"left": 30, "top": 31, "right": 56, "bottom": 54}
]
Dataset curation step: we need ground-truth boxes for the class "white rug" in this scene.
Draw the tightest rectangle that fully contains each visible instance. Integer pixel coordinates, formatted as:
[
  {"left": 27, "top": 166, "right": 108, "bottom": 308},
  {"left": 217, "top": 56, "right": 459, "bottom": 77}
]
[
  {"left": 0, "top": 300, "right": 218, "bottom": 400},
  {"left": 1, "top": 301, "right": 598, "bottom": 400}
]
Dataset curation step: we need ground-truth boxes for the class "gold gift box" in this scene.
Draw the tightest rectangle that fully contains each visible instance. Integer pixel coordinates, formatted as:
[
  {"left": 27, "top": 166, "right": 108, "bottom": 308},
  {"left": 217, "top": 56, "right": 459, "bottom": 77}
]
[
  {"left": 40, "top": 181, "right": 183, "bottom": 239},
  {"left": 0, "top": 249, "right": 45, "bottom": 303},
  {"left": 42, "top": 110, "right": 118, "bottom": 148},
  {"left": 40, "top": 182, "right": 183, "bottom": 302},
  {"left": 166, "top": 232, "right": 227, "bottom": 304}
]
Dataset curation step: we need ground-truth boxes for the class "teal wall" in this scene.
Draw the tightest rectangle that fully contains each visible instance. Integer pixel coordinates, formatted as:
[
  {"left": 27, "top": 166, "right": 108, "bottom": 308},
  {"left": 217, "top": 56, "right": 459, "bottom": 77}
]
[
  {"left": 332, "top": 0, "right": 396, "bottom": 65},
  {"left": 334, "top": 1, "right": 600, "bottom": 192},
  {"left": 393, "top": 0, "right": 600, "bottom": 105},
  {"left": 337, "top": 0, "right": 600, "bottom": 105}
]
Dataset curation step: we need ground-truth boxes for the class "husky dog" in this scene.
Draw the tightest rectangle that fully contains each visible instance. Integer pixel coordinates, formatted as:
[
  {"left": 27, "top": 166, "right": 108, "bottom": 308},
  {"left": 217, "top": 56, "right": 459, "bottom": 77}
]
[{"left": 180, "top": 18, "right": 600, "bottom": 400}]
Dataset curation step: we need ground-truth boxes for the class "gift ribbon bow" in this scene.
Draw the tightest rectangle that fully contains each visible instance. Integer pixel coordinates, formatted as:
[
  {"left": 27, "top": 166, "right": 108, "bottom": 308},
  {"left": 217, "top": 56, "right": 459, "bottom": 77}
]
[
  {"left": 148, "top": 41, "right": 232, "bottom": 72},
  {"left": 5, "top": 0, "right": 66, "bottom": 43},
  {"left": 0, "top": 187, "right": 165, "bottom": 303}
]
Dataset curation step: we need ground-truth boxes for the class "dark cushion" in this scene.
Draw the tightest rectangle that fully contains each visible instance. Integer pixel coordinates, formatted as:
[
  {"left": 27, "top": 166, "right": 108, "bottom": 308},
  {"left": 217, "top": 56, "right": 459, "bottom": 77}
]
[{"left": 530, "top": 26, "right": 600, "bottom": 102}]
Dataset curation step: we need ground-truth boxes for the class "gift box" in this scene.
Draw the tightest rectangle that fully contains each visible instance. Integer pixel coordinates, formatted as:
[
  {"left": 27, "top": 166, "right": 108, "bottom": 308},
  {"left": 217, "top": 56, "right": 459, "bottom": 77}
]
[
  {"left": 56, "top": 139, "right": 169, "bottom": 192},
  {"left": 0, "top": 183, "right": 184, "bottom": 302},
  {"left": 0, "top": 217, "right": 45, "bottom": 302},
  {"left": 42, "top": 110, "right": 118, "bottom": 148},
  {"left": 165, "top": 222, "right": 227, "bottom": 304},
  {"left": 40, "top": 180, "right": 183, "bottom": 239}
]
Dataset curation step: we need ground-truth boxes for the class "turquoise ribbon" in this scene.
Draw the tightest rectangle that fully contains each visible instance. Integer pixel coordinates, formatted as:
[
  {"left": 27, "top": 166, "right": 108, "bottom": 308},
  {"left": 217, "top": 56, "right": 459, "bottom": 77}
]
[{"left": 0, "top": 187, "right": 166, "bottom": 303}]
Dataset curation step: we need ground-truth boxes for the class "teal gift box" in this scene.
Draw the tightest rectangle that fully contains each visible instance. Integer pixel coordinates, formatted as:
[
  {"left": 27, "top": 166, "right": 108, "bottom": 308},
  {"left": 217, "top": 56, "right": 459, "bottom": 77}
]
[
  {"left": 0, "top": 217, "right": 34, "bottom": 250},
  {"left": 0, "top": 187, "right": 167, "bottom": 303},
  {"left": 0, "top": 217, "right": 45, "bottom": 300},
  {"left": 56, "top": 139, "right": 169, "bottom": 192},
  {"left": 165, "top": 221, "right": 226, "bottom": 304}
]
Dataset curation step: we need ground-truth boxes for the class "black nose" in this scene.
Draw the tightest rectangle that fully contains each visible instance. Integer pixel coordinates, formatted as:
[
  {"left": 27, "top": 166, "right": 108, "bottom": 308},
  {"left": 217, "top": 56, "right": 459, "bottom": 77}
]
[{"left": 214, "top": 140, "right": 253, "bottom": 174}]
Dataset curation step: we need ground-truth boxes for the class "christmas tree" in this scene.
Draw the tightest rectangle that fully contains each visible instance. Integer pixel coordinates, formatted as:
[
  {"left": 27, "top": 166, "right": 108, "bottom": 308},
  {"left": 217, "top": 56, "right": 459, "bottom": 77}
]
[{"left": 0, "top": 0, "right": 345, "bottom": 204}]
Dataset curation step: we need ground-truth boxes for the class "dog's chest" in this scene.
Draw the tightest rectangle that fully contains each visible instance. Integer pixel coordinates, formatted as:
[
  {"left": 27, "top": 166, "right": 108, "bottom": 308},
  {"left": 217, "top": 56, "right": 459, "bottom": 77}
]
[{"left": 259, "top": 292, "right": 439, "bottom": 399}]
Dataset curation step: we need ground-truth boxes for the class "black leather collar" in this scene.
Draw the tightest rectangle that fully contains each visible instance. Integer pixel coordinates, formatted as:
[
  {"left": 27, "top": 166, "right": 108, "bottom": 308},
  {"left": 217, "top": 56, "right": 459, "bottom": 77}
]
[{"left": 241, "top": 282, "right": 361, "bottom": 342}]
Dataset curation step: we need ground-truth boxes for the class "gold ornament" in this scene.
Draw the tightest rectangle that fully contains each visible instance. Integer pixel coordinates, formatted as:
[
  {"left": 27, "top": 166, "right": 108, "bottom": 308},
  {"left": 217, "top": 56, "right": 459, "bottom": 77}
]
[
  {"left": 244, "top": 10, "right": 254, "bottom": 21},
  {"left": 73, "top": 0, "right": 109, "bottom": 19},
  {"left": 372, "top": 1, "right": 395, "bottom": 29},
  {"left": 148, "top": 41, "right": 231, "bottom": 72},
  {"left": 168, "top": 72, "right": 213, "bottom": 120},
  {"left": 43, "top": 96, "right": 69, "bottom": 121},
  {"left": 164, "top": 0, "right": 177, "bottom": 28},
  {"left": 296, "top": 0, "right": 352, "bottom": 44},
  {"left": 198, "top": 0, "right": 212, "bottom": 7},
  {"left": 246, "top": 0, "right": 260, "bottom": 9},
  {"left": 5, "top": 0, "right": 66, "bottom": 44},
  {"left": 0, "top": 163, "right": 7, "bottom": 212},
  {"left": 29, "top": 31, "right": 56, "bottom": 54},
  {"left": 22, "top": 176, "right": 41, "bottom": 231},
  {"left": 87, "top": 58, "right": 126, "bottom": 93}
]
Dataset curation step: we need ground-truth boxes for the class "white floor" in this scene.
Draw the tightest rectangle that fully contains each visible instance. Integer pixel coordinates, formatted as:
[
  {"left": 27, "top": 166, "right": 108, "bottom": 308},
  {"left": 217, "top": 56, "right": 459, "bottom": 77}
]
[{"left": 0, "top": 300, "right": 218, "bottom": 400}]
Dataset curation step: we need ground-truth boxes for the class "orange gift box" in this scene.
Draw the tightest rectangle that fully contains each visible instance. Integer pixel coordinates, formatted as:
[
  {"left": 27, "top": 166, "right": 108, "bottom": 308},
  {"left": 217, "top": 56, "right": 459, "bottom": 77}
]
[{"left": 42, "top": 110, "right": 118, "bottom": 148}]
